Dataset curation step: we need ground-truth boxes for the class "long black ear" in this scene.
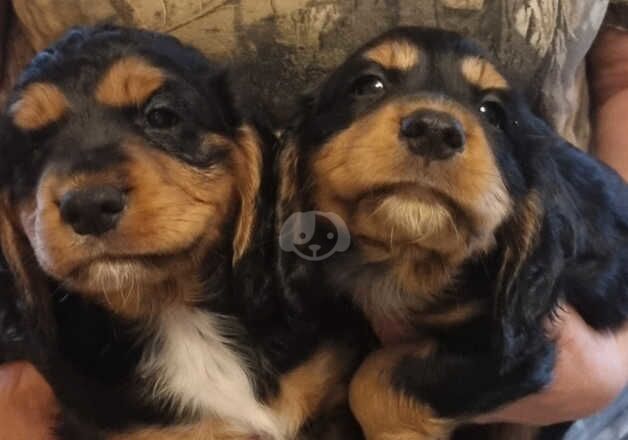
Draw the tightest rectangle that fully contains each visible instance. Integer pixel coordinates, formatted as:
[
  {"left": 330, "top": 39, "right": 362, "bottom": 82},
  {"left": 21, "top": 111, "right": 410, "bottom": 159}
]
[
  {"left": 274, "top": 79, "right": 319, "bottom": 236},
  {"left": 0, "top": 124, "right": 32, "bottom": 363},
  {"left": 0, "top": 244, "right": 25, "bottom": 362},
  {"left": 491, "top": 108, "right": 576, "bottom": 372},
  {"left": 273, "top": 118, "right": 331, "bottom": 322},
  {"left": 494, "top": 100, "right": 628, "bottom": 370},
  {"left": 0, "top": 114, "right": 56, "bottom": 362},
  {"left": 492, "top": 199, "right": 563, "bottom": 372},
  {"left": 0, "top": 116, "right": 17, "bottom": 188},
  {"left": 0, "top": 189, "right": 42, "bottom": 363}
]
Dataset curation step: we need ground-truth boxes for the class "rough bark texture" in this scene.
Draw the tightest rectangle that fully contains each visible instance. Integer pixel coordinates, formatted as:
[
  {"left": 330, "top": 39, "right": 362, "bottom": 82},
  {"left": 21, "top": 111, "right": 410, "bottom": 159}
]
[{"left": 3, "top": 0, "right": 612, "bottom": 146}]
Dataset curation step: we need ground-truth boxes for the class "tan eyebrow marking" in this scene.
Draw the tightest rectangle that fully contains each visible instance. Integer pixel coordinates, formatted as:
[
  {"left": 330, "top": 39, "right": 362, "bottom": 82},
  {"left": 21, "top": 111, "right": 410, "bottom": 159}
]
[
  {"left": 10, "top": 83, "right": 70, "bottom": 131},
  {"left": 95, "top": 57, "right": 165, "bottom": 107},
  {"left": 461, "top": 57, "right": 509, "bottom": 90},
  {"left": 364, "top": 40, "right": 421, "bottom": 71}
]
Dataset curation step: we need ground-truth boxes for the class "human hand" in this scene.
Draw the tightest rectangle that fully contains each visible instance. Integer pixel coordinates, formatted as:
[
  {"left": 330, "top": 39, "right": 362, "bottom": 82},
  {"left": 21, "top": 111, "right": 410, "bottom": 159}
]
[
  {"left": 0, "top": 361, "right": 57, "bottom": 440},
  {"left": 591, "top": 26, "right": 628, "bottom": 180},
  {"left": 474, "top": 304, "right": 628, "bottom": 425}
]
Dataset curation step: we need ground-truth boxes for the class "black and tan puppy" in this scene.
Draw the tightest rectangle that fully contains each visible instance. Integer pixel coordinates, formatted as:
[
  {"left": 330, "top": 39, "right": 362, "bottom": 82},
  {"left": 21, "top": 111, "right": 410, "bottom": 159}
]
[
  {"left": 280, "top": 27, "right": 628, "bottom": 439},
  {"left": 0, "top": 25, "right": 364, "bottom": 439}
]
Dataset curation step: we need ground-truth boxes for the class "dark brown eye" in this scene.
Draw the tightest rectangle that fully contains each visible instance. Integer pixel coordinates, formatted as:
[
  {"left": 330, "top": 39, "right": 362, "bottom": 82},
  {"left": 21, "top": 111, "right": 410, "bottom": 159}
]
[
  {"left": 146, "top": 107, "right": 180, "bottom": 129},
  {"left": 350, "top": 75, "right": 386, "bottom": 97},
  {"left": 479, "top": 97, "right": 506, "bottom": 129}
]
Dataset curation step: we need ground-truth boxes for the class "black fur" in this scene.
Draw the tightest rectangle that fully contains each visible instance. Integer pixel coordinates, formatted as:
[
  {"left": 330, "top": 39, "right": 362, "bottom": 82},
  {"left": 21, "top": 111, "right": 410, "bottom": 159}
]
[
  {"left": 0, "top": 25, "right": 368, "bottom": 439},
  {"left": 285, "top": 26, "right": 628, "bottom": 437}
]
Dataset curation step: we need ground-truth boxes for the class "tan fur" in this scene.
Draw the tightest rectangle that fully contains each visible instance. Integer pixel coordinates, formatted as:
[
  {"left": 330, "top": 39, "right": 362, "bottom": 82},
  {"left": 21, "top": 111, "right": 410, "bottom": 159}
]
[
  {"left": 10, "top": 82, "right": 70, "bottom": 130},
  {"left": 115, "top": 345, "right": 353, "bottom": 440},
  {"left": 353, "top": 242, "right": 461, "bottom": 324},
  {"left": 349, "top": 343, "right": 456, "bottom": 440},
  {"left": 231, "top": 126, "right": 263, "bottom": 263},
  {"left": 0, "top": 193, "right": 47, "bottom": 308},
  {"left": 110, "top": 420, "right": 250, "bottom": 440},
  {"left": 17, "top": 139, "right": 238, "bottom": 318},
  {"left": 0, "top": 193, "right": 57, "bottom": 332},
  {"left": 496, "top": 191, "right": 543, "bottom": 308},
  {"left": 96, "top": 57, "right": 165, "bottom": 107},
  {"left": 461, "top": 57, "right": 508, "bottom": 90},
  {"left": 311, "top": 98, "right": 511, "bottom": 318},
  {"left": 277, "top": 143, "right": 300, "bottom": 222},
  {"left": 271, "top": 346, "right": 353, "bottom": 437},
  {"left": 0, "top": 194, "right": 31, "bottom": 299},
  {"left": 420, "top": 301, "right": 483, "bottom": 327},
  {"left": 275, "top": 142, "right": 304, "bottom": 254},
  {"left": 486, "top": 424, "right": 540, "bottom": 440},
  {"left": 365, "top": 40, "right": 421, "bottom": 71}
]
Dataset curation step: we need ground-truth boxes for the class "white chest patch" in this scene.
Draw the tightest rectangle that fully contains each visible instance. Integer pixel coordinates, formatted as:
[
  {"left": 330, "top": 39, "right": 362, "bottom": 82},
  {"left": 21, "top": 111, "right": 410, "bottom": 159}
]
[{"left": 138, "top": 307, "right": 280, "bottom": 438}]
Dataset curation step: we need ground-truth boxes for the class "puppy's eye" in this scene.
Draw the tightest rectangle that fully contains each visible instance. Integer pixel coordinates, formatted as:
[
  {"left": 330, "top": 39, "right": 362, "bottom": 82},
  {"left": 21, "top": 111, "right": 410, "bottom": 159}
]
[
  {"left": 479, "top": 96, "right": 506, "bottom": 129},
  {"left": 350, "top": 75, "right": 386, "bottom": 97},
  {"left": 146, "top": 107, "right": 180, "bottom": 129}
]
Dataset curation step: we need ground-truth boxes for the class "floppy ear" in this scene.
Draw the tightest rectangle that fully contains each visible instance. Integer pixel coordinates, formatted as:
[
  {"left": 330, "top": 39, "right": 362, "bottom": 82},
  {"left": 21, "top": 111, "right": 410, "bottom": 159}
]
[
  {"left": 492, "top": 190, "right": 563, "bottom": 371},
  {"left": 507, "top": 106, "right": 628, "bottom": 331},
  {"left": 0, "top": 114, "right": 39, "bottom": 306},
  {"left": 0, "top": 190, "right": 55, "bottom": 361},
  {"left": 0, "top": 115, "right": 36, "bottom": 362},
  {"left": 275, "top": 136, "right": 304, "bottom": 231},
  {"left": 0, "top": 266, "right": 28, "bottom": 362},
  {"left": 274, "top": 79, "right": 330, "bottom": 240},
  {"left": 0, "top": 192, "right": 42, "bottom": 309},
  {"left": 0, "top": 122, "right": 26, "bottom": 290},
  {"left": 0, "top": 113, "right": 55, "bottom": 328},
  {"left": 231, "top": 125, "right": 265, "bottom": 264},
  {"left": 0, "top": 116, "right": 16, "bottom": 188},
  {"left": 0, "top": 120, "right": 26, "bottom": 361},
  {"left": 274, "top": 82, "right": 325, "bottom": 231},
  {"left": 489, "top": 103, "right": 572, "bottom": 371}
]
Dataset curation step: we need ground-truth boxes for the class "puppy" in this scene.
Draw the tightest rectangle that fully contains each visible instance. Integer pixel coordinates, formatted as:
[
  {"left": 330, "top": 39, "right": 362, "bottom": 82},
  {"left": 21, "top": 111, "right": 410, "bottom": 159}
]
[
  {"left": 280, "top": 26, "right": 628, "bottom": 439},
  {"left": 0, "top": 25, "right": 363, "bottom": 439}
]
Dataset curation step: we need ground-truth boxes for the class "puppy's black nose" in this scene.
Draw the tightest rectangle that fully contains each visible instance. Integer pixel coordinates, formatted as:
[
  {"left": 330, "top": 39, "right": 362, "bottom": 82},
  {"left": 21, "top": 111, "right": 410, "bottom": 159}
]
[
  {"left": 59, "top": 186, "right": 125, "bottom": 236},
  {"left": 400, "top": 110, "right": 465, "bottom": 160}
]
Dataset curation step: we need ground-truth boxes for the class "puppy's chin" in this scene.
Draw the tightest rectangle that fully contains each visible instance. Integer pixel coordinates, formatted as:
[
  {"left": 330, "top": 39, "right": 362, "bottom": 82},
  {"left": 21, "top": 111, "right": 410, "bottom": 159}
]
[
  {"left": 49, "top": 253, "right": 203, "bottom": 316},
  {"left": 354, "top": 192, "right": 468, "bottom": 255},
  {"left": 68, "top": 259, "right": 170, "bottom": 293}
]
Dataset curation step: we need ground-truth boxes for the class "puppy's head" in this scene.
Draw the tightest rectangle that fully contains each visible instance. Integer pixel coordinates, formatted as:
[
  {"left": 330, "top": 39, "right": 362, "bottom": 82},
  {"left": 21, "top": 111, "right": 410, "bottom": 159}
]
[
  {"left": 0, "top": 26, "right": 264, "bottom": 317},
  {"left": 285, "top": 27, "right": 543, "bottom": 268}
]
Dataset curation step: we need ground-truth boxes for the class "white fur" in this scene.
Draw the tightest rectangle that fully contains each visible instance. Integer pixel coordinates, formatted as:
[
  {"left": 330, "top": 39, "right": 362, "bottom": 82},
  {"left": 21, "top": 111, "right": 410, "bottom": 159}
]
[{"left": 138, "top": 306, "right": 281, "bottom": 438}]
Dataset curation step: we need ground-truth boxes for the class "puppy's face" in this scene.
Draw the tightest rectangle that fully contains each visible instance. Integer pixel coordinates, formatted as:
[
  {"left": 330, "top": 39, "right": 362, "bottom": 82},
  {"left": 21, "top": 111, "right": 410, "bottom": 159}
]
[
  {"left": 0, "top": 27, "right": 261, "bottom": 314},
  {"left": 292, "top": 28, "right": 533, "bottom": 263}
]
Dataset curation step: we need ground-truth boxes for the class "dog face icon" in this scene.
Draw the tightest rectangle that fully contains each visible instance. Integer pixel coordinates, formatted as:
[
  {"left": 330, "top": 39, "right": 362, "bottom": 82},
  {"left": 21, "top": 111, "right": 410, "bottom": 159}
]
[{"left": 279, "top": 211, "right": 350, "bottom": 261}]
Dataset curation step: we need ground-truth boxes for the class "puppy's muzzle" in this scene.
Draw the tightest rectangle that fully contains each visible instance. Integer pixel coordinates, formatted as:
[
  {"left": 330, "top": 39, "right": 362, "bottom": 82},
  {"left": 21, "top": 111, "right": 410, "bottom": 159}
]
[
  {"left": 400, "top": 109, "right": 465, "bottom": 161},
  {"left": 59, "top": 186, "right": 126, "bottom": 236}
]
